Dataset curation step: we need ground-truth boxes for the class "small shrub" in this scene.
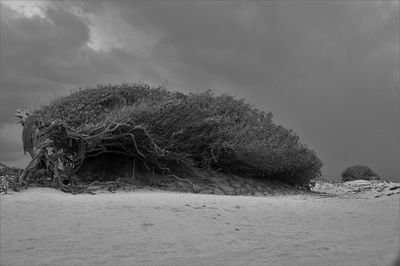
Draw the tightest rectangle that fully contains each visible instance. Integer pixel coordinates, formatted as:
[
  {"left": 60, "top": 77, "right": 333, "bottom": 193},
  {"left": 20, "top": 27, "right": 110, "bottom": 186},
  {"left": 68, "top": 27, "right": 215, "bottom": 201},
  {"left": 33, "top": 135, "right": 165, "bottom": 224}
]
[{"left": 341, "top": 165, "right": 380, "bottom": 182}]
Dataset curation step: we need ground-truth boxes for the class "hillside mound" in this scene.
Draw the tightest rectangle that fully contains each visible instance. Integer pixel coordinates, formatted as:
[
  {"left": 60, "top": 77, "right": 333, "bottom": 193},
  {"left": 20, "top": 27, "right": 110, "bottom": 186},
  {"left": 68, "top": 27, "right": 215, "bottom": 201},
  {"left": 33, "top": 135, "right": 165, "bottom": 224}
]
[{"left": 12, "top": 83, "right": 322, "bottom": 194}]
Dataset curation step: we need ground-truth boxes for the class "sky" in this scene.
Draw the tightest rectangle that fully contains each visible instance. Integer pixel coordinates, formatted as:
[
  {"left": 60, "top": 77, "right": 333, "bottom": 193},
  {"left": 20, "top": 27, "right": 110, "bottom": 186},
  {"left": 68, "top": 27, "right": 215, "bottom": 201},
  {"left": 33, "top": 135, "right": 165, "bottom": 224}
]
[{"left": 0, "top": 0, "right": 399, "bottom": 181}]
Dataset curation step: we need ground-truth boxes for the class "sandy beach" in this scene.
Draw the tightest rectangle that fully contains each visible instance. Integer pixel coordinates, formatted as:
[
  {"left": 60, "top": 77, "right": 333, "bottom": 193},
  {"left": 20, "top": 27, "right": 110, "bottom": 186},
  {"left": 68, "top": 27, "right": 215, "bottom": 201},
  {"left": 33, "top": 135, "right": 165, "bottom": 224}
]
[{"left": 0, "top": 188, "right": 399, "bottom": 266}]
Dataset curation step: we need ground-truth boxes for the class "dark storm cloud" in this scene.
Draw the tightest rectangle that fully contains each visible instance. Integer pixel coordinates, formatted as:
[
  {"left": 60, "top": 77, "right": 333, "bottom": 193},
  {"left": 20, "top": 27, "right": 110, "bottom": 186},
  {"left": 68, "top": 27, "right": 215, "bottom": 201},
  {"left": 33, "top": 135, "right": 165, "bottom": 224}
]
[
  {"left": 0, "top": 3, "right": 151, "bottom": 124},
  {"left": 112, "top": 1, "right": 398, "bottom": 92}
]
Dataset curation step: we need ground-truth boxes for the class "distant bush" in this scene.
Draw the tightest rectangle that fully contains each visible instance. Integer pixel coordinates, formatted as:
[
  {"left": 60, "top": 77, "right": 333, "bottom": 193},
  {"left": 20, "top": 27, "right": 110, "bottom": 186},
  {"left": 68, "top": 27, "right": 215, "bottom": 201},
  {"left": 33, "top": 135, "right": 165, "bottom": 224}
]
[
  {"left": 341, "top": 165, "right": 380, "bottom": 182},
  {"left": 36, "top": 83, "right": 323, "bottom": 187}
]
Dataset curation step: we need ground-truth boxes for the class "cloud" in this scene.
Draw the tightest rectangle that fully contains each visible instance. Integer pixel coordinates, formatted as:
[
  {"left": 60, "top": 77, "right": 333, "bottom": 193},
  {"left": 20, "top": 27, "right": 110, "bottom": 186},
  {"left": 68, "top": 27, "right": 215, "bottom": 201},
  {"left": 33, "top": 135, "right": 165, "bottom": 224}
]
[
  {"left": 0, "top": 3, "right": 156, "bottom": 124},
  {"left": 0, "top": 123, "right": 24, "bottom": 161}
]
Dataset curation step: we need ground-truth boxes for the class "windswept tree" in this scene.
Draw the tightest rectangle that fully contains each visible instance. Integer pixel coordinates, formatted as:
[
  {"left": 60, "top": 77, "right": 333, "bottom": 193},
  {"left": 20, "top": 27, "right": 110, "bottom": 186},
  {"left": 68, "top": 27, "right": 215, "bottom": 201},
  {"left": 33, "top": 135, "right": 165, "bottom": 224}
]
[{"left": 14, "top": 83, "right": 323, "bottom": 192}]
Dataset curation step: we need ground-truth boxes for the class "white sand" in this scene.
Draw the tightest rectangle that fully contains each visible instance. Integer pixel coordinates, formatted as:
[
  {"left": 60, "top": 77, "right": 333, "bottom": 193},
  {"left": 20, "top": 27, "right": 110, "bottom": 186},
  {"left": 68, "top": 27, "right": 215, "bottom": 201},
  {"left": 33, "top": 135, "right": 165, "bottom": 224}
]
[{"left": 1, "top": 188, "right": 399, "bottom": 266}]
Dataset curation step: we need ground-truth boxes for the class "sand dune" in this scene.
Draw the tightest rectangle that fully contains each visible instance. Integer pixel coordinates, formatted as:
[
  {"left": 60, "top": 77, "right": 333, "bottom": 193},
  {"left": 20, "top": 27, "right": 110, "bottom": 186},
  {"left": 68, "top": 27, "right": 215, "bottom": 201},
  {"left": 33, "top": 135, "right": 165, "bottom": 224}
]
[{"left": 1, "top": 188, "right": 399, "bottom": 266}]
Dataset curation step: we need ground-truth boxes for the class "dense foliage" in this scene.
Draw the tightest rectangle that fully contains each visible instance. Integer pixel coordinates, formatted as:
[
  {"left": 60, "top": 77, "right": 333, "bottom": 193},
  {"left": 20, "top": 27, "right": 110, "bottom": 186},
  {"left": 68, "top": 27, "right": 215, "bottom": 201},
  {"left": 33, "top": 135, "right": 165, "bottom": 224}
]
[
  {"left": 37, "top": 83, "right": 322, "bottom": 187},
  {"left": 341, "top": 165, "right": 380, "bottom": 182}
]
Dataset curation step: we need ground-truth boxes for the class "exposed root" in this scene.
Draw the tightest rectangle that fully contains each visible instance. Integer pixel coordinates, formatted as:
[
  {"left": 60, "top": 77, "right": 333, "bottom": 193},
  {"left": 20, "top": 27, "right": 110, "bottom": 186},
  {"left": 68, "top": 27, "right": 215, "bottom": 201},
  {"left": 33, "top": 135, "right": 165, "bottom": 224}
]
[
  {"left": 12, "top": 111, "right": 188, "bottom": 193},
  {"left": 165, "top": 174, "right": 195, "bottom": 191}
]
